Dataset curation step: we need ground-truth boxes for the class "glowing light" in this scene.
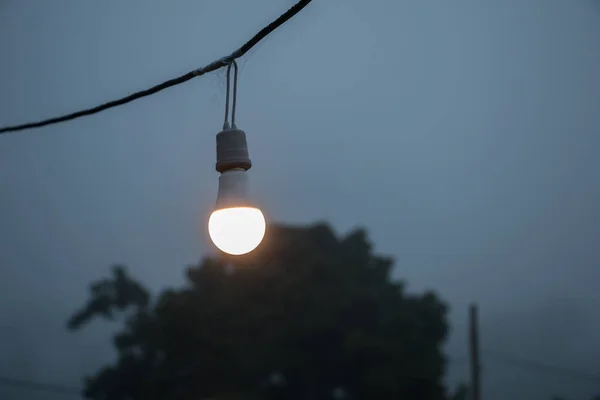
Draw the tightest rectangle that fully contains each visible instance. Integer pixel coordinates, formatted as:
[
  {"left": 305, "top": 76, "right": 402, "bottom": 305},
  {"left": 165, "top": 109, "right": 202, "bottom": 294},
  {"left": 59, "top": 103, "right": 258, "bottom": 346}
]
[{"left": 208, "top": 206, "right": 266, "bottom": 255}]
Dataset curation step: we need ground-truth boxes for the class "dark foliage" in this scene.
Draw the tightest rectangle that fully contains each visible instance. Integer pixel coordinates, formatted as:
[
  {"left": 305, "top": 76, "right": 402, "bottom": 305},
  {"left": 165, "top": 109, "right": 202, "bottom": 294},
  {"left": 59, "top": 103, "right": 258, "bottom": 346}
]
[{"left": 68, "top": 222, "right": 460, "bottom": 400}]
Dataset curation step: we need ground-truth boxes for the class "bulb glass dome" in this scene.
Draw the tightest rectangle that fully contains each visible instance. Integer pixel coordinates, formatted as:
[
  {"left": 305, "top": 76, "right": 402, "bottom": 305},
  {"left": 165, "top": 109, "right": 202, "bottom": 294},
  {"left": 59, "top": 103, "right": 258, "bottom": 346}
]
[{"left": 208, "top": 206, "right": 266, "bottom": 255}]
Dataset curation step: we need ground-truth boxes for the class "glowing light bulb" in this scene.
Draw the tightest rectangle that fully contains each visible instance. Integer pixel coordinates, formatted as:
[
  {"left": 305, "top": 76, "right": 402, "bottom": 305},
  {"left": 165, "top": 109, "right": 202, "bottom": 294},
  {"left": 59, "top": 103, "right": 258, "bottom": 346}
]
[
  {"left": 208, "top": 206, "right": 266, "bottom": 255},
  {"left": 208, "top": 168, "right": 265, "bottom": 255},
  {"left": 209, "top": 61, "right": 266, "bottom": 256}
]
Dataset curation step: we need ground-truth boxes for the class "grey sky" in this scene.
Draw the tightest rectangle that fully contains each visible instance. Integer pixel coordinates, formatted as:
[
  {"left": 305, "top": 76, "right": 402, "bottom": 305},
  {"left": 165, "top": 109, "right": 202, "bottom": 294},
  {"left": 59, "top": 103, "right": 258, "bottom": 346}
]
[{"left": 1, "top": 1, "right": 599, "bottom": 399}]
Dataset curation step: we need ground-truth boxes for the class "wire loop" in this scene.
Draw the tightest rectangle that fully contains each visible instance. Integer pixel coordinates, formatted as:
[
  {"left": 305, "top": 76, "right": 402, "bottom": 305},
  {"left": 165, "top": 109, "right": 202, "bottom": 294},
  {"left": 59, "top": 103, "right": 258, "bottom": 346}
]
[
  {"left": 223, "top": 60, "right": 239, "bottom": 130},
  {"left": 0, "top": 0, "right": 313, "bottom": 134}
]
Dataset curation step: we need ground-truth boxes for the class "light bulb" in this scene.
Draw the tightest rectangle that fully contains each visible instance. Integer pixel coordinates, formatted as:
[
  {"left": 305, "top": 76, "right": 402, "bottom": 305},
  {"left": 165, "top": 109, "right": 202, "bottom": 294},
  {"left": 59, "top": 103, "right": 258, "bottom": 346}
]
[
  {"left": 209, "top": 61, "right": 265, "bottom": 256},
  {"left": 208, "top": 206, "right": 266, "bottom": 255},
  {"left": 208, "top": 167, "right": 265, "bottom": 255}
]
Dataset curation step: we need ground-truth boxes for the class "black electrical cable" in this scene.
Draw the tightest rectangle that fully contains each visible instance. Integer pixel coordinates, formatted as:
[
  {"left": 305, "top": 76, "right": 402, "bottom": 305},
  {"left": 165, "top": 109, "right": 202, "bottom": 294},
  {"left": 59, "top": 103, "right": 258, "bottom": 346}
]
[
  {"left": 0, "top": 0, "right": 312, "bottom": 134},
  {"left": 0, "top": 375, "right": 81, "bottom": 396},
  {"left": 1, "top": 350, "right": 599, "bottom": 395},
  {"left": 482, "top": 349, "right": 600, "bottom": 382}
]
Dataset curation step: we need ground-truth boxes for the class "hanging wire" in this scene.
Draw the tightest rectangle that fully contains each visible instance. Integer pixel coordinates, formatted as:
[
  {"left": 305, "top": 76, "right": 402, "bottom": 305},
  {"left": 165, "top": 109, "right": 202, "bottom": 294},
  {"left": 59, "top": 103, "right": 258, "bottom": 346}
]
[
  {"left": 0, "top": 375, "right": 81, "bottom": 396},
  {"left": 482, "top": 349, "right": 600, "bottom": 382},
  {"left": 231, "top": 61, "right": 238, "bottom": 128},
  {"left": 223, "top": 60, "right": 239, "bottom": 130},
  {"left": 0, "top": 0, "right": 313, "bottom": 135},
  {"left": 2, "top": 349, "right": 600, "bottom": 396}
]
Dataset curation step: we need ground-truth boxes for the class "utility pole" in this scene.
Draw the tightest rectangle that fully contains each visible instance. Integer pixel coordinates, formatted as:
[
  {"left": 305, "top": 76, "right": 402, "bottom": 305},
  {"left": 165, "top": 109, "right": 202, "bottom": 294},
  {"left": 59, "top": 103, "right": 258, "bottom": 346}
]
[{"left": 469, "top": 303, "right": 481, "bottom": 400}]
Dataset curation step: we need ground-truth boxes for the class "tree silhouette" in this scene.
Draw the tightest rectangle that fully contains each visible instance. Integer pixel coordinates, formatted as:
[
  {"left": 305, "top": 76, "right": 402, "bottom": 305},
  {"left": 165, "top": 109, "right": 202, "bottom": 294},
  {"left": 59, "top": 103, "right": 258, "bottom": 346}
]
[
  {"left": 68, "top": 222, "right": 459, "bottom": 400},
  {"left": 449, "top": 383, "right": 468, "bottom": 400}
]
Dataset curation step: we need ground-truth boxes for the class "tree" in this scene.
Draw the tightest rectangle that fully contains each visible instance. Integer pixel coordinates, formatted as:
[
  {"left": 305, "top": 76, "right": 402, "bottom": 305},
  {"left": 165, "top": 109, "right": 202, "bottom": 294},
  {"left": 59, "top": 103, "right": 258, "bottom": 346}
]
[
  {"left": 68, "top": 222, "right": 454, "bottom": 400},
  {"left": 448, "top": 383, "right": 468, "bottom": 400}
]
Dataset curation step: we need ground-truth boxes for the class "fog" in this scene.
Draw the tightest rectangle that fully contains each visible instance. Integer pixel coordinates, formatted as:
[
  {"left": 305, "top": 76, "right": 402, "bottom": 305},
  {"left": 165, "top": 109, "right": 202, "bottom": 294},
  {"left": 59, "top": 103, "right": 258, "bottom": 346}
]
[{"left": 1, "top": 1, "right": 599, "bottom": 399}]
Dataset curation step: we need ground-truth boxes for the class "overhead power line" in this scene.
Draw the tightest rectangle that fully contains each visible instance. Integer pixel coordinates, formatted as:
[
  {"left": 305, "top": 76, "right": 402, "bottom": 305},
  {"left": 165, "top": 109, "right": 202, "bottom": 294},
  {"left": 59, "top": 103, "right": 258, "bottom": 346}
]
[
  {"left": 0, "top": 0, "right": 313, "bottom": 135},
  {"left": 483, "top": 349, "right": 600, "bottom": 382},
  {"left": 0, "top": 375, "right": 81, "bottom": 396},
  {"left": 2, "top": 351, "right": 599, "bottom": 396}
]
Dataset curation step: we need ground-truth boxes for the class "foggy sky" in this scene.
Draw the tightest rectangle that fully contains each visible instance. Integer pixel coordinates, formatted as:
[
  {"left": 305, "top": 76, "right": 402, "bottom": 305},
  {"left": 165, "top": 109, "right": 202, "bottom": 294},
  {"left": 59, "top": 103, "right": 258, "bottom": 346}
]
[{"left": 1, "top": 1, "right": 599, "bottom": 399}]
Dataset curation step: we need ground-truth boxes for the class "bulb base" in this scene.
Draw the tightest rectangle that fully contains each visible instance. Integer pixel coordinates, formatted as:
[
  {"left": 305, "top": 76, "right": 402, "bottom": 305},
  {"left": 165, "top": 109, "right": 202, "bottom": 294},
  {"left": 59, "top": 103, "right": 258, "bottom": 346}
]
[{"left": 215, "top": 128, "right": 252, "bottom": 173}]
